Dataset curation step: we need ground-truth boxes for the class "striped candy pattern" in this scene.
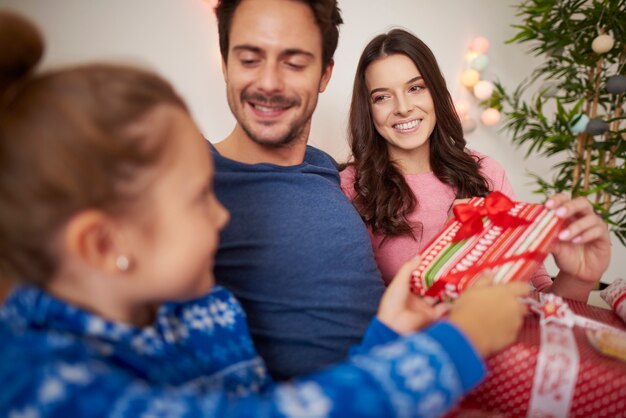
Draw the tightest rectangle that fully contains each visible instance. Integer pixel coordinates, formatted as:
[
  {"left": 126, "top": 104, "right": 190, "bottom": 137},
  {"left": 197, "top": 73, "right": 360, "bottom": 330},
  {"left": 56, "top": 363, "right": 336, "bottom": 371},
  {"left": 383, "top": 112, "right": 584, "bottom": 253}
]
[{"left": 410, "top": 196, "right": 565, "bottom": 300}]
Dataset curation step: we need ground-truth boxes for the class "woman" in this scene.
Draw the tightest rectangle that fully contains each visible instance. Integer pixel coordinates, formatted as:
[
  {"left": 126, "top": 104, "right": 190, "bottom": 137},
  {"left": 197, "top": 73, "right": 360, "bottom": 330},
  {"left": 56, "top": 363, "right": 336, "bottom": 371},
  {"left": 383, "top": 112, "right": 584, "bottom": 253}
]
[{"left": 340, "top": 28, "right": 610, "bottom": 302}]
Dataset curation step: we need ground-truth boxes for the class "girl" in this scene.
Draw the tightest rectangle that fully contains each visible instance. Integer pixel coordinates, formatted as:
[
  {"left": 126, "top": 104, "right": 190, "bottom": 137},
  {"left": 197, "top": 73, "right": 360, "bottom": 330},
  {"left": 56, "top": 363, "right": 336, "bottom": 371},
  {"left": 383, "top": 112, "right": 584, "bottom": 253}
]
[
  {"left": 341, "top": 28, "right": 610, "bottom": 302},
  {"left": 0, "top": 12, "right": 531, "bottom": 417}
]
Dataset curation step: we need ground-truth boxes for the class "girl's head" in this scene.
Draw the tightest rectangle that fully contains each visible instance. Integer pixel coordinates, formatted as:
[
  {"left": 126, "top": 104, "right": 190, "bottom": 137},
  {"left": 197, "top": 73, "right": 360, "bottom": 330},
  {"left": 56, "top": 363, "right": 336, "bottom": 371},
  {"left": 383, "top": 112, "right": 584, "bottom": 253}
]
[
  {"left": 0, "top": 12, "right": 229, "bottom": 315},
  {"left": 350, "top": 28, "right": 463, "bottom": 166},
  {"left": 347, "top": 28, "right": 489, "bottom": 239}
]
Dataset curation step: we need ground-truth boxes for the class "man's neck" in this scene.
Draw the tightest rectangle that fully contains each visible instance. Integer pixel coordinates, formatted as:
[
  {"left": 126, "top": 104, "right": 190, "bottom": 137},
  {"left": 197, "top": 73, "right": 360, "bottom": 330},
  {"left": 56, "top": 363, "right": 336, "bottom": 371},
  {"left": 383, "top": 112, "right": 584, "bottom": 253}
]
[{"left": 215, "top": 125, "right": 309, "bottom": 166}]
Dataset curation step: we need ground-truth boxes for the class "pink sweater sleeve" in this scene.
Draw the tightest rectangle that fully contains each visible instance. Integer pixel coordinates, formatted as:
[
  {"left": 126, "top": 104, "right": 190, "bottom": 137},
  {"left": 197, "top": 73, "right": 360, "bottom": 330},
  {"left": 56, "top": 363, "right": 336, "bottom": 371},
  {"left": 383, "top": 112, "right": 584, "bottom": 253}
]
[
  {"left": 479, "top": 154, "right": 553, "bottom": 291},
  {"left": 339, "top": 166, "right": 357, "bottom": 200}
]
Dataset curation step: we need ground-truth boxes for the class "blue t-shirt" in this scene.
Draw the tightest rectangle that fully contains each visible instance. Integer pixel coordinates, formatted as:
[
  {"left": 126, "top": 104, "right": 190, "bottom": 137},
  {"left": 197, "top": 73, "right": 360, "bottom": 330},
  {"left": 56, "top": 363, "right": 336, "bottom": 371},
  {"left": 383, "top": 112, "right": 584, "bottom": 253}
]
[
  {"left": 211, "top": 144, "right": 386, "bottom": 379},
  {"left": 0, "top": 285, "right": 486, "bottom": 417}
]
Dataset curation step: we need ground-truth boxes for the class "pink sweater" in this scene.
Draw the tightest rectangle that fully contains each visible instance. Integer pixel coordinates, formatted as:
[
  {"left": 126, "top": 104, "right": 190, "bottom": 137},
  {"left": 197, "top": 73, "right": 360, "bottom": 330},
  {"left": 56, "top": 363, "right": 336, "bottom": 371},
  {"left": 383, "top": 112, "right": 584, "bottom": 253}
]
[{"left": 340, "top": 154, "right": 552, "bottom": 290}]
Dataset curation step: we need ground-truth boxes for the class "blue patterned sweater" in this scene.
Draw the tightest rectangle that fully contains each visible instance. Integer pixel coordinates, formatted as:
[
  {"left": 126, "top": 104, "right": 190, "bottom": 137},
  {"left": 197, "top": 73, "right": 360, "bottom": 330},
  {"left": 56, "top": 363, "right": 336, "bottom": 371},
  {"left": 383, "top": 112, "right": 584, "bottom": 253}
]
[{"left": 0, "top": 285, "right": 485, "bottom": 417}]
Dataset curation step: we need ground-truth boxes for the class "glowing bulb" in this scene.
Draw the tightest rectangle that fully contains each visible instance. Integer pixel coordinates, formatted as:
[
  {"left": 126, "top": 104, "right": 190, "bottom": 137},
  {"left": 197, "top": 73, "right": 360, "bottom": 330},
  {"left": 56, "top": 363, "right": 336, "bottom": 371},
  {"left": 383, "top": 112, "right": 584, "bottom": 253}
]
[
  {"left": 481, "top": 108, "right": 500, "bottom": 126},
  {"left": 471, "top": 37, "right": 490, "bottom": 54},
  {"left": 465, "top": 51, "right": 479, "bottom": 63},
  {"left": 454, "top": 99, "right": 470, "bottom": 118},
  {"left": 470, "top": 54, "right": 489, "bottom": 71},
  {"left": 461, "top": 69, "right": 480, "bottom": 88},
  {"left": 473, "top": 80, "right": 495, "bottom": 100}
]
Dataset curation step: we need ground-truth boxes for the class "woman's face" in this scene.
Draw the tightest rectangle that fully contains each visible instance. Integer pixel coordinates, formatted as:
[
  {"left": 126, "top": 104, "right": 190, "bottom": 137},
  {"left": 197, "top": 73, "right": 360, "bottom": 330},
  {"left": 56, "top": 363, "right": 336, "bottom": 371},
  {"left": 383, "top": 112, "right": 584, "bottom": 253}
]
[{"left": 365, "top": 54, "right": 436, "bottom": 169}]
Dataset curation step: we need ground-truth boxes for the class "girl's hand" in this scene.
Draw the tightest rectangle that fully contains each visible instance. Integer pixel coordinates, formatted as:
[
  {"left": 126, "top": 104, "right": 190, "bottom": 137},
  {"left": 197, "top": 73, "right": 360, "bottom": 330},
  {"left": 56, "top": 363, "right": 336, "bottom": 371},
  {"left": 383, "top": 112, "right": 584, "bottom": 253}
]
[
  {"left": 448, "top": 276, "right": 529, "bottom": 357},
  {"left": 377, "top": 255, "right": 449, "bottom": 335}
]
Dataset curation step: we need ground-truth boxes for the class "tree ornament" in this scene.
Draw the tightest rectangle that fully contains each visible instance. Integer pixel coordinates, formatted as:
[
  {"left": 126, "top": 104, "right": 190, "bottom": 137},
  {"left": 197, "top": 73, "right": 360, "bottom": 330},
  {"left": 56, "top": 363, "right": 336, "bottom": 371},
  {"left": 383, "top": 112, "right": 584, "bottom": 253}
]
[
  {"left": 470, "top": 54, "right": 489, "bottom": 71},
  {"left": 474, "top": 80, "right": 495, "bottom": 100},
  {"left": 480, "top": 108, "right": 501, "bottom": 126},
  {"left": 470, "top": 36, "right": 490, "bottom": 54},
  {"left": 461, "top": 69, "right": 480, "bottom": 88},
  {"left": 591, "top": 33, "right": 615, "bottom": 54},
  {"left": 481, "top": 0, "right": 626, "bottom": 245},
  {"left": 586, "top": 118, "right": 609, "bottom": 136},
  {"left": 606, "top": 75, "right": 626, "bottom": 95},
  {"left": 461, "top": 117, "right": 477, "bottom": 134},
  {"left": 569, "top": 114, "right": 590, "bottom": 134}
]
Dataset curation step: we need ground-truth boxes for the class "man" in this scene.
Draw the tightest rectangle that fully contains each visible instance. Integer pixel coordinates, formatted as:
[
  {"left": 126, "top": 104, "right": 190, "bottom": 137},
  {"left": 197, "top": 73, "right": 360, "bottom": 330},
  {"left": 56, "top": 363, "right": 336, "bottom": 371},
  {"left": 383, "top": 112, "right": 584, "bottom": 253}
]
[{"left": 211, "top": 0, "right": 385, "bottom": 380}]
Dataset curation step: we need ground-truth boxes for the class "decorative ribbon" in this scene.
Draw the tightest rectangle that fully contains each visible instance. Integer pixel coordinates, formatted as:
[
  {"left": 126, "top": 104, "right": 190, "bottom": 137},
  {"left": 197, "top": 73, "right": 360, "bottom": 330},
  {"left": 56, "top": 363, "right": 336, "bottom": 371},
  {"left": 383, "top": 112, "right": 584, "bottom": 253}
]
[
  {"left": 526, "top": 294, "right": 579, "bottom": 417},
  {"left": 524, "top": 294, "right": 626, "bottom": 415},
  {"left": 524, "top": 294, "right": 626, "bottom": 338},
  {"left": 452, "top": 191, "right": 530, "bottom": 242}
]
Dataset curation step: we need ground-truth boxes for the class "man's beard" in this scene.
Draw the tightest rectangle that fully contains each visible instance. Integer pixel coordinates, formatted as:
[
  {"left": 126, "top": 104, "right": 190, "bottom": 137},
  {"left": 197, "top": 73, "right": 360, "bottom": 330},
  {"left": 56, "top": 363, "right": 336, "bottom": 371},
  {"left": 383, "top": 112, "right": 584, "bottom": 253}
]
[{"left": 238, "top": 92, "right": 308, "bottom": 148}]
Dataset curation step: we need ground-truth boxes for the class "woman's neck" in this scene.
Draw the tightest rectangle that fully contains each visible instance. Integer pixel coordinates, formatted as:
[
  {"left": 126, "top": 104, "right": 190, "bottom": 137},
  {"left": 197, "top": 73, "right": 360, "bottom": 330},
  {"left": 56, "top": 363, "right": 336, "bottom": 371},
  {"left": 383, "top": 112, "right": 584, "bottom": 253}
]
[{"left": 387, "top": 142, "right": 431, "bottom": 174}]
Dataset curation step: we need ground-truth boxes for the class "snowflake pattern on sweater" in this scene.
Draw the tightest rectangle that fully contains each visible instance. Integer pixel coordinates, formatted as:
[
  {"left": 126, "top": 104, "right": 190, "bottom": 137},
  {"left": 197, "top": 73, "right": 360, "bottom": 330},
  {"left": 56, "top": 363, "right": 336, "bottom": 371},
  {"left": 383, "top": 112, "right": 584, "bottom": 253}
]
[{"left": 0, "top": 285, "right": 485, "bottom": 417}]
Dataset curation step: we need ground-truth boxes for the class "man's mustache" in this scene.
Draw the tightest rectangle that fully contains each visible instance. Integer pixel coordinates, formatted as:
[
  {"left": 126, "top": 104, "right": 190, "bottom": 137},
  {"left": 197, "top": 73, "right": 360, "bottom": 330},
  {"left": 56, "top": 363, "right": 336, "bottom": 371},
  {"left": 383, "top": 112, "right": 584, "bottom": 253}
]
[{"left": 242, "top": 92, "right": 300, "bottom": 107}]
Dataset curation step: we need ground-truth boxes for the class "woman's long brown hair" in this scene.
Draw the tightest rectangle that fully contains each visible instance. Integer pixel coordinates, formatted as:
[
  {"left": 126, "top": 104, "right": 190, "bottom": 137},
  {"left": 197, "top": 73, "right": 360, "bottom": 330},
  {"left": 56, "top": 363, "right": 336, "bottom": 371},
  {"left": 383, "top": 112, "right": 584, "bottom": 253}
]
[{"left": 346, "top": 28, "right": 490, "bottom": 241}]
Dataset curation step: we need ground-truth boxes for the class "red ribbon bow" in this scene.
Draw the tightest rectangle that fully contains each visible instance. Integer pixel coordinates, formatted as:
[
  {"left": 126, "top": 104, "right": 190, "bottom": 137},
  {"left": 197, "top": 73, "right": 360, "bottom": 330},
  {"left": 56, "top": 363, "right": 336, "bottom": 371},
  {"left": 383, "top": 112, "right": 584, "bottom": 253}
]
[{"left": 452, "top": 191, "right": 529, "bottom": 242}]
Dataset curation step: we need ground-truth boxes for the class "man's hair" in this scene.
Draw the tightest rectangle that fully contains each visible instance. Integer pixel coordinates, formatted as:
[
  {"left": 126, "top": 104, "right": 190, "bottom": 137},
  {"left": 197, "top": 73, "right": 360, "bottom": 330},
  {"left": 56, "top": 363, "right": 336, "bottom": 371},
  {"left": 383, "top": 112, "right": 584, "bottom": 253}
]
[{"left": 215, "top": 0, "right": 343, "bottom": 69}]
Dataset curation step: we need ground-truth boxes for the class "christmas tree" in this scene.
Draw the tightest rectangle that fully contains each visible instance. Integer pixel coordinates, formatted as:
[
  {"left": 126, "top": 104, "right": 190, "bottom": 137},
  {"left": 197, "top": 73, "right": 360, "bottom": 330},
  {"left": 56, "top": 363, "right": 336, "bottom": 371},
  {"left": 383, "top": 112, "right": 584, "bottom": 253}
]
[{"left": 483, "top": 0, "right": 626, "bottom": 243}]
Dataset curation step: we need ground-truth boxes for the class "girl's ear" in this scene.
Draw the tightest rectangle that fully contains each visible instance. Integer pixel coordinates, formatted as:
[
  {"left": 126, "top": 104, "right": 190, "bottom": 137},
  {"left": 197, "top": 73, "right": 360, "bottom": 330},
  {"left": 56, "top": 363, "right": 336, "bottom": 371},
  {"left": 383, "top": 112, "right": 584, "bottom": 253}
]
[{"left": 64, "top": 210, "right": 130, "bottom": 274}]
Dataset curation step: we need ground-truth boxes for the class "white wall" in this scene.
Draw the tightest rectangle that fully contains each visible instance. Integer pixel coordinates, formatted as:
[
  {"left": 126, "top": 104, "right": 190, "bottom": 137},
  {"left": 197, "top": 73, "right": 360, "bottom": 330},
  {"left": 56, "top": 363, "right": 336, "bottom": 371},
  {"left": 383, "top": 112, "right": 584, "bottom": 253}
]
[{"left": 3, "top": 0, "right": 623, "bottom": 283}]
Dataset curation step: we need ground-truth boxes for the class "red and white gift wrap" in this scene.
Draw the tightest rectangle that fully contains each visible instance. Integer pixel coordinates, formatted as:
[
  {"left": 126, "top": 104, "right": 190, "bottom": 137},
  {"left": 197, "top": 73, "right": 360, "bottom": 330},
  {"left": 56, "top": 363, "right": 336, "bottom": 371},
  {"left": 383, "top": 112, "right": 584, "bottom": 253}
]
[
  {"left": 448, "top": 294, "right": 626, "bottom": 418},
  {"left": 410, "top": 192, "right": 565, "bottom": 300},
  {"left": 600, "top": 278, "right": 626, "bottom": 324}
]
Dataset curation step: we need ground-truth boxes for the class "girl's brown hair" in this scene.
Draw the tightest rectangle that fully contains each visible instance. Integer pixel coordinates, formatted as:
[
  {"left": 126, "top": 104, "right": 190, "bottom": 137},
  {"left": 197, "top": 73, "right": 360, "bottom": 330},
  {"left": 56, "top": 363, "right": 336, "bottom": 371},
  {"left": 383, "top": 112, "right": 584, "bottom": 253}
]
[
  {"left": 346, "top": 28, "right": 490, "bottom": 240},
  {"left": 0, "top": 12, "right": 188, "bottom": 285}
]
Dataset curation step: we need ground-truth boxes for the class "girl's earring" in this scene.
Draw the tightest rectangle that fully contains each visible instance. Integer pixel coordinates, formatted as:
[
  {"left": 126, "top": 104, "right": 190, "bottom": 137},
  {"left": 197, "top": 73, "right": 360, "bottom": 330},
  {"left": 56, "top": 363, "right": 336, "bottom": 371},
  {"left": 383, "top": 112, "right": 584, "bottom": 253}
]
[{"left": 115, "top": 255, "right": 132, "bottom": 272}]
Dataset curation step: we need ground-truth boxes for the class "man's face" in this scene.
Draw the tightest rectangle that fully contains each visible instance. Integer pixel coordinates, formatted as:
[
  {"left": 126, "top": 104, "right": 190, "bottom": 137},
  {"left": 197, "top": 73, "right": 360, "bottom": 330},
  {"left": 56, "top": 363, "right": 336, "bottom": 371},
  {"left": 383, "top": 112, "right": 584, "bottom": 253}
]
[{"left": 222, "top": 0, "right": 332, "bottom": 148}]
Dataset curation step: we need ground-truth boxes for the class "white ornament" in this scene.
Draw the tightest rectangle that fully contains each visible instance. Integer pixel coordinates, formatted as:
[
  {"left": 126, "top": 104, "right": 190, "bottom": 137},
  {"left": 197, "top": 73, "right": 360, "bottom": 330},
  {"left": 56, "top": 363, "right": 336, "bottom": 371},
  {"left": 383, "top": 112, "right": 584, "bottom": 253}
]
[{"left": 592, "top": 34, "right": 615, "bottom": 54}]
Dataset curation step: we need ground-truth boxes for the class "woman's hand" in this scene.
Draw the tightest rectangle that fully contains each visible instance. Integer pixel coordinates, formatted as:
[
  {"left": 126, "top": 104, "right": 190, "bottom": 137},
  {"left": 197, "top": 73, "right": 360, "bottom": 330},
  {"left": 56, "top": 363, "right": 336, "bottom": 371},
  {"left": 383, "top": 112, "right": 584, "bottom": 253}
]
[{"left": 545, "top": 194, "right": 611, "bottom": 301}]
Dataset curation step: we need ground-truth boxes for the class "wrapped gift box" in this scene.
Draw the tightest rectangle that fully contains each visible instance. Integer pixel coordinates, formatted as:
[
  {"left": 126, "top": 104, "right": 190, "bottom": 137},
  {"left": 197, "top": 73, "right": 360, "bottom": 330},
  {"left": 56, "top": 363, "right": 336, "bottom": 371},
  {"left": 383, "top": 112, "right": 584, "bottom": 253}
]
[
  {"left": 601, "top": 278, "right": 626, "bottom": 325},
  {"left": 447, "top": 295, "right": 626, "bottom": 418},
  {"left": 411, "top": 192, "right": 565, "bottom": 300}
]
